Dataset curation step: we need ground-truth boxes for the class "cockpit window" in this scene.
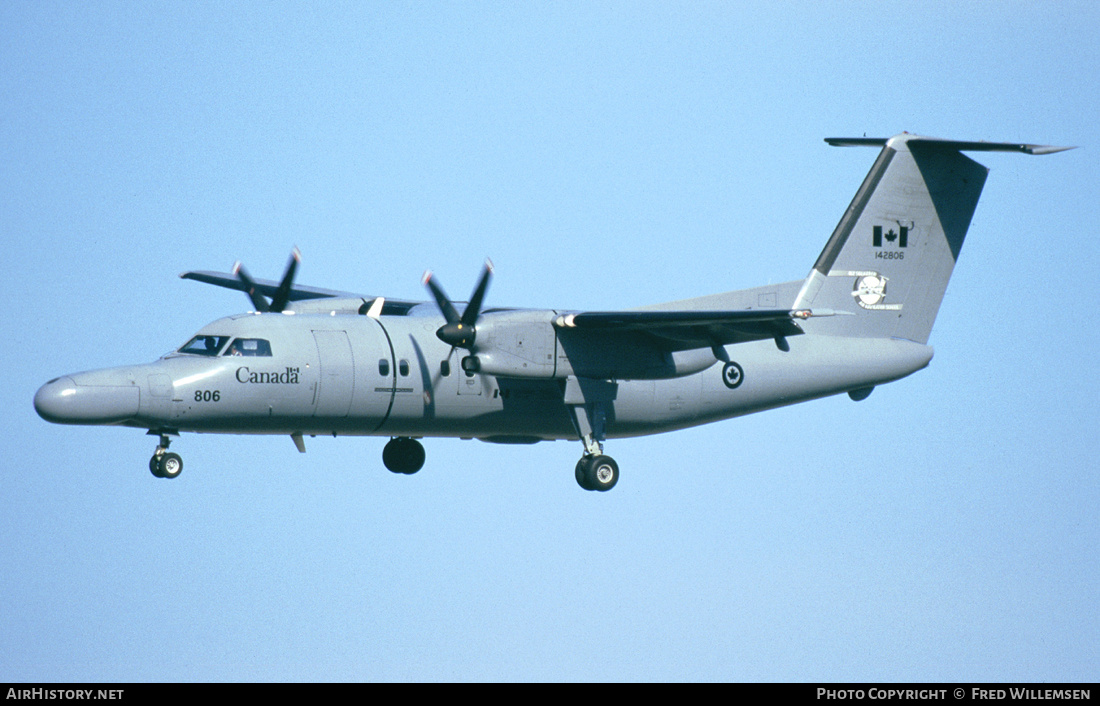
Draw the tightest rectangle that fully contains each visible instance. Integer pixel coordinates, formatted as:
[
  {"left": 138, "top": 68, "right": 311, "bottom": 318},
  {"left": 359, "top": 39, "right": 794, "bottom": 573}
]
[
  {"left": 179, "top": 335, "right": 230, "bottom": 356},
  {"left": 223, "top": 338, "right": 273, "bottom": 357}
]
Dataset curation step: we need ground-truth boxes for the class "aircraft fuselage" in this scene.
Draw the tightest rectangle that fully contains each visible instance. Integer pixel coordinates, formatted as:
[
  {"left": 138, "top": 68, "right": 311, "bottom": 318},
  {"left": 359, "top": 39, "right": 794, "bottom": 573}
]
[{"left": 35, "top": 308, "right": 932, "bottom": 443}]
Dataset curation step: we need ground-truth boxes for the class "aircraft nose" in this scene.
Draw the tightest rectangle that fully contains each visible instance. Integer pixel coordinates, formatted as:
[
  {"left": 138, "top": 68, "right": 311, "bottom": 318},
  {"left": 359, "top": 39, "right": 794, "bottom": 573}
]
[
  {"left": 34, "top": 376, "right": 77, "bottom": 423},
  {"left": 34, "top": 374, "right": 140, "bottom": 425}
]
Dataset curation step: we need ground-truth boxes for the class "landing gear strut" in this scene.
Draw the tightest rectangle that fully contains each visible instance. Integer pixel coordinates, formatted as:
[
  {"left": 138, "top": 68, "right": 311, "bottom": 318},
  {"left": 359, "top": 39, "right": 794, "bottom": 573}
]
[
  {"left": 148, "top": 432, "right": 182, "bottom": 479},
  {"left": 383, "top": 437, "right": 425, "bottom": 475}
]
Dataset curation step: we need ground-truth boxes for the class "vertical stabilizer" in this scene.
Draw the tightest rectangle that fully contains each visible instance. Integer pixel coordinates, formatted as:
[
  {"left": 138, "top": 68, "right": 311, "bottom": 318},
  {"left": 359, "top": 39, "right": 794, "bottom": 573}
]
[{"left": 794, "top": 134, "right": 1070, "bottom": 344}]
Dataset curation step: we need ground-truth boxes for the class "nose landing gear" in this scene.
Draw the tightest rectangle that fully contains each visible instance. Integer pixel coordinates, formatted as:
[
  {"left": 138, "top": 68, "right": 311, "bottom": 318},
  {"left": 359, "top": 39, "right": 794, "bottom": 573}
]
[{"left": 148, "top": 431, "right": 182, "bottom": 479}]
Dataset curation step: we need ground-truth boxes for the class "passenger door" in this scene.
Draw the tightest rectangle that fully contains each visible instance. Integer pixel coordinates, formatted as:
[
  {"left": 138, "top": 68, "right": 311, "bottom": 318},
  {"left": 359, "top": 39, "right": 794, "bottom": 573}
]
[{"left": 312, "top": 330, "right": 354, "bottom": 418}]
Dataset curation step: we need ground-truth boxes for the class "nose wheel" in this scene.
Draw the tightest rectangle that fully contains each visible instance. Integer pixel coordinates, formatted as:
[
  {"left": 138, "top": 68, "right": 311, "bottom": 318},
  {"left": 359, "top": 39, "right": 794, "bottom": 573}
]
[
  {"left": 150, "top": 452, "right": 183, "bottom": 479},
  {"left": 148, "top": 432, "right": 183, "bottom": 479}
]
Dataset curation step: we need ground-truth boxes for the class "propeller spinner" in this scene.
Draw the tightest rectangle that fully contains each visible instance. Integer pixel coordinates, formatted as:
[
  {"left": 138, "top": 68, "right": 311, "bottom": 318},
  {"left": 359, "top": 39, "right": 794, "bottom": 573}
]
[{"left": 422, "top": 259, "right": 494, "bottom": 349}]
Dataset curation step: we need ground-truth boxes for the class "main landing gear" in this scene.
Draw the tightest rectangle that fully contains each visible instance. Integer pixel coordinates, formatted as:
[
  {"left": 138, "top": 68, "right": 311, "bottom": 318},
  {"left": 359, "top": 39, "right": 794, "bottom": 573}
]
[
  {"left": 383, "top": 437, "right": 425, "bottom": 475},
  {"left": 575, "top": 454, "right": 619, "bottom": 492},
  {"left": 566, "top": 383, "right": 619, "bottom": 492},
  {"left": 148, "top": 432, "right": 182, "bottom": 479}
]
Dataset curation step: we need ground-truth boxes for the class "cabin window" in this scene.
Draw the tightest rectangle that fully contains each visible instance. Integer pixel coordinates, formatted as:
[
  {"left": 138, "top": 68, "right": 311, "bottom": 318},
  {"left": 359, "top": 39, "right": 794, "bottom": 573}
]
[
  {"left": 179, "top": 335, "right": 229, "bottom": 357},
  {"left": 223, "top": 338, "right": 272, "bottom": 357},
  {"left": 378, "top": 359, "right": 390, "bottom": 376},
  {"left": 398, "top": 360, "right": 409, "bottom": 377}
]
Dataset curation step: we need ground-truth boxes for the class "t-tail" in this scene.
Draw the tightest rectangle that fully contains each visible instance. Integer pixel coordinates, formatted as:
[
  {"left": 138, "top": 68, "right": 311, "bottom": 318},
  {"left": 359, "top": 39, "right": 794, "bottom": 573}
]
[{"left": 795, "top": 134, "right": 1072, "bottom": 344}]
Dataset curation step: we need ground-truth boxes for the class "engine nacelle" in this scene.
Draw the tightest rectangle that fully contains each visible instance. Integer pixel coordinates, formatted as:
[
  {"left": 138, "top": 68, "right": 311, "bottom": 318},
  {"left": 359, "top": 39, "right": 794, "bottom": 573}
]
[{"left": 468, "top": 310, "right": 559, "bottom": 378}]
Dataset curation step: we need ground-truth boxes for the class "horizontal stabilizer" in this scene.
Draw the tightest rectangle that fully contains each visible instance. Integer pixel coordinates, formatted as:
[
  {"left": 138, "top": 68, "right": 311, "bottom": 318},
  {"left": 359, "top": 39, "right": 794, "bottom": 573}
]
[
  {"left": 825, "top": 137, "right": 889, "bottom": 148},
  {"left": 826, "top": 136, "right": 1074, "bottom": 155}
]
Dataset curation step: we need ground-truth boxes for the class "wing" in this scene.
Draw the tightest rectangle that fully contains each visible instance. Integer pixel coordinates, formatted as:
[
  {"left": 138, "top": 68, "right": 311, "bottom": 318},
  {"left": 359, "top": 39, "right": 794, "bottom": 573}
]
[
  {"left": 179, "top": 269, "right": 426, "bottom": 314},
  {"left": 179, "top": 269, "right": 359, "bottom": 301},
  {"left": 553, "top": 309, "right": 812, "bottom": 351}
]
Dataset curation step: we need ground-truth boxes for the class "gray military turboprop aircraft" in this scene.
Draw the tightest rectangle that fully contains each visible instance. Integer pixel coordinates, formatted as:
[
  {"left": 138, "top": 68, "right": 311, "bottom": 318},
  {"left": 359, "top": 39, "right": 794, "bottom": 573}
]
[{"left": 35, "top": 133, "right": 1071, "bottom": 491}]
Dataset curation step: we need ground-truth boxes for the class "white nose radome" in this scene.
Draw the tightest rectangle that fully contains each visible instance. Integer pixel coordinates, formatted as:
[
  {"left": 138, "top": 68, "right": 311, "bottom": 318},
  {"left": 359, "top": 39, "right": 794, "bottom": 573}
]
[{"left": 34, "top": 375, "right": 140, "bottom": 425}]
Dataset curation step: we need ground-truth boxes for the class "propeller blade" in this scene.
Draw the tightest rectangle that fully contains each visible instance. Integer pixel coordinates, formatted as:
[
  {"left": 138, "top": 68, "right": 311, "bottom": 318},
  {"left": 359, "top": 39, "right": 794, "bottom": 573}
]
[
  {"left": 233, "top": 262, "right": 270, "bottom": 313},
  {"left": 422, "top": 260, "right": 494, "bottom": 350},
  {"left": 422, "top": 271, "right": 461, "bottom": 324},
  {"left": 269, "top": 247, "right": 301, "bottom": 313},
  {"left": 461, "top": 259, "right": 494, "bottom": 326}
]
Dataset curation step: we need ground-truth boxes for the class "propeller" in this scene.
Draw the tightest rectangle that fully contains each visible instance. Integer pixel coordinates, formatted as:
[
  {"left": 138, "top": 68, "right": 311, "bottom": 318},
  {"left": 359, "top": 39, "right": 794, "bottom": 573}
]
[
  {"left": 232, "top": 247, "right": 301, "bottom": 313},
  {"left": 422, "top": 259, "right": 494, "bottom": 350}
]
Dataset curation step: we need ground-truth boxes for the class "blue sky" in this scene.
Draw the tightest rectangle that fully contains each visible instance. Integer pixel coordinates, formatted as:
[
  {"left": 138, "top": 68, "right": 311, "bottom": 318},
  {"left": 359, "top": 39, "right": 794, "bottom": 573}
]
[{"left": 3, "top": 1, "right": 1097, "bottom": 681}]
